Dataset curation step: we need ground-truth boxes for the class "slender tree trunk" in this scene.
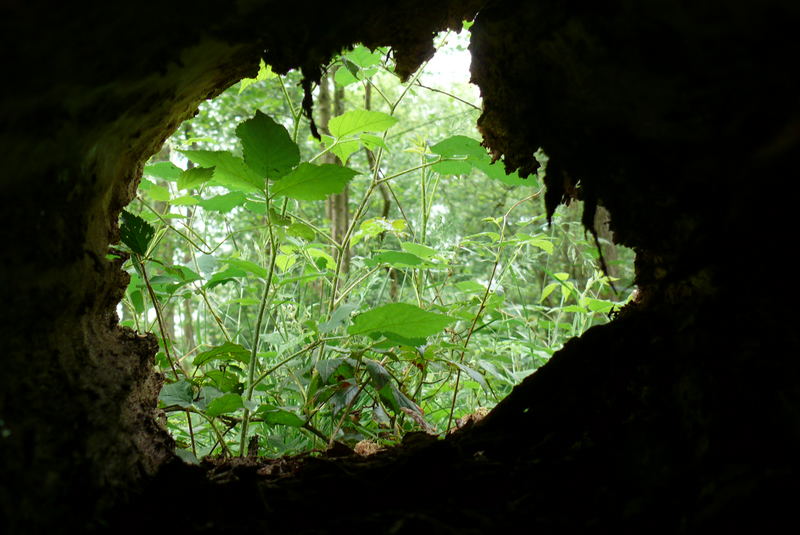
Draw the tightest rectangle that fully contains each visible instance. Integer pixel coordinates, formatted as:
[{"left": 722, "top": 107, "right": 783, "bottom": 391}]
[{"left": 318, "top": 69, "right": 351, "bottom": 273}]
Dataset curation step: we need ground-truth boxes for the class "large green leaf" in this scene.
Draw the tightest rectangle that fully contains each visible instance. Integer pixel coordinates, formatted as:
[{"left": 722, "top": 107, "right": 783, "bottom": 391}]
[
  {"left": 271, "top": 163, "right": 357, "bottom": 200},
  {"left": 329, "top": 110, "right": 397, "bottom": 138},
  {"left": 348, "top": 303, "right": 455, "bottom": 338},
  {"left": 120, "top": 210, "right": 155, "bottom": 256},
  {"left": 178, "top": 166, "right": 214, "bottom": 190},
  {"left": 159, "top": 380, "right": 193, "bottom": 408},
  {"left": 205, "top": 393, "right": 244, "bottom": 417},
  {"left": 198, "top": 192, "right": 247, "bottom": 213},
  {"left": 221, "top": 257, "right": 268, "bottom": 278},
  {"left": 180, "top": 150, "right": 264, "bottom": 192},
  {"left": 257, "top": 405, "right": 305, "bottom": 427},
  {"left": 143, "top": 161, "right": 182, "bottom": 182},
  {"left": 236, "top": 111, "right": 299, "bottom": 179},
  {"left": 430, "top": 135, "right": 538, "bottom": 187},
  {"left": 429, "top": 135, "right": 488, "bottom": 160},
  {"left": 193, "top": 341, "right": 251, "bottom": 367}
]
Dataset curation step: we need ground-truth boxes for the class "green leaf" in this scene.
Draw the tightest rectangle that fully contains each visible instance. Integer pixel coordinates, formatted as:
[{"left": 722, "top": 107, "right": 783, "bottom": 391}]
[
  {"left": 334, "top": 66, "right": 359, "bottom": 87},
  {"left": 205, "top": 393, "right": 244, "bottom": 417},
  {"left": 171, "top": 195, "right": 200, "bottom": 206},
  {"left": 329, "top": 110, "right": 398, "bottom": 138},
  {"left": 455, "top": 281, "right": 486, "bottom": 293},
  {"left": 144, "top": 161, "right": 182, "bottom": 182},
  {"left": 257, "top": 405, "right": 305, "bottom": 427},
  {"left": 316, "top": 358, "right": 356, "bottom": 383},
  {"left": 120, "top": 210, "right": 155, "bottom": 256},
  {"left": 271, "top": 163, "right": 357, "bottom": 201},
  {"left": 348, "top": 303, "right": 455, "bottom": 338},
  {"left": 400, "top": 242, "right": 437, "bottom": 259},
  {"left": 360, "top": 134, "right": 387, "bottom": 152},
  {"left": 203, "top": 370, "right": 243, "bottom": 393},
  {"left": 178, "top": 166, "right": 214, "bottom": 190},
  {"left": 319, "top": 303, "right": 358, "bottom": 333},
  {"left": 193, "top": 341, "right": 251, "bottom": 367},
  {"left": 275, "top": 254, "right": 296, "bottom": 272},
  {"left": 198, "top": 192, "right": 247, "bottom": 213},
  {"left": 367, "top": 251, "right": 427, "bottom": 268},
  {"left": 540, "top": 282, "right": 559, "bottom": 302},
  {"left": 430, "top": 135, "right": 488, "bottom": 160},
  {"left": 238, "top": 59, "right": 276, "bottom": 94},
  {"left": 287, "top": 222, "right": 316, "bottom": 241},
  {"left": 221, "top": 257, "right": 268, "bottom": 278},
  {"left": 586, "top": 298, "right": 615, "bottom": 314},
  {"left": 204, "top": 267, "right": 247, "bottom": 289},
  {"left": 236, "top": 111, "right": 300, "bottom": 179},
  {"left": 346, "top": 45, "right": 383, "bottom": 68},
  {"left": 159, "top": 380, "right": 193, "bottom": 408},
  {"left": 432, "top": 159, "right": 472, "bottom": 175},
  {"left": 307, "top": 248, "right": 336, "bottom": 270},
  {"left": 329, "top": 138, "right": 361, "bottom": 164},
  {"left": 147, "top": 184, "right": 171, "bottom": 202},
  {"left": 180, "top": 150, "right": 264, "bottom": 192},
  {"left": 365, "top": 359, "right": 392, "bottom": 390},
  {"left": 453, "top": 362, "right": 491, "bottom": 394}
]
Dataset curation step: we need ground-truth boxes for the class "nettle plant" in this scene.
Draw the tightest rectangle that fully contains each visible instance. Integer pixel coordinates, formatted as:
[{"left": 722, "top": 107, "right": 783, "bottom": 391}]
[{"left": 117, "top": 39, "right": 631, "bottom": 461}]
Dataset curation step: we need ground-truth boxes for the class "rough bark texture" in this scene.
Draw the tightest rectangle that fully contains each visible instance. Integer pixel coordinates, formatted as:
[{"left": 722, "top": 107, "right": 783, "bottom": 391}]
[{"left": 2, "top": 0, "right": 798, "bottom": 533}]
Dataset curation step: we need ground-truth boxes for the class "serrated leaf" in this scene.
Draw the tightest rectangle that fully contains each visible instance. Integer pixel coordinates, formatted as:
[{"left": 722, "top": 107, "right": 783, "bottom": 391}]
[
  {"left": 205, "top": 393, "right": 244, "bottom": 417},
  {"left": 180, "top": 150, "right": 264, "bottom": 192},
  {"left": 193, "top": 341, "right": 251, "bottom": 367},
  {"left": 348, "top": 303, "right": 455, "bottom": 338},
  {"left": 346, "top": 45, "right": 383, "bottom": 68},
  {"left": 159, "top": 380, "right": 193, "bottom": 408},
  {"left": 238, "top": 59, "right": 276, "bottom": 94},
  {"left": 120, "top": 210, "right": 155, "bottom": 256},
  {"left": 329, "top": 139, "right": 361, "bottom": 164},
  {"left": 271, "top": 163, "right": 357, "bottom": 201},
  {"left": 198, "top": 192, "right": 247, "bottom": 213},
  {"left": 178, "top": 166, "right": 214, "bottom": 190},
  {"left": 144, "top": 161, "right": 182, "bottom": 182},
  {"left": 334, "top": 66, "right": 359, "bottom": 87},
  {"left": 236, "top": 111, "right": 299, "bottom": 179},
  {"left": 360, "top": 134, "right": 386, "bottom": 151},
  {"left": 329, "top": 110, "right": 398, "bottom": 138}
]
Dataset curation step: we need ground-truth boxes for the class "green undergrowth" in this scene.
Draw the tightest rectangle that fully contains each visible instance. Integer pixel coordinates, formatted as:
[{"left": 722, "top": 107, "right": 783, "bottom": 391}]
[{"left": 116, "top": 28, "right": 635, "bottom": 462}]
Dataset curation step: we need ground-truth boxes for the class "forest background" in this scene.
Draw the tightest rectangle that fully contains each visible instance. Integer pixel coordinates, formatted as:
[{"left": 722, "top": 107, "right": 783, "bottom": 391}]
[{"left": 117, "top": 27, "right": 634, "bottom": 462}]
